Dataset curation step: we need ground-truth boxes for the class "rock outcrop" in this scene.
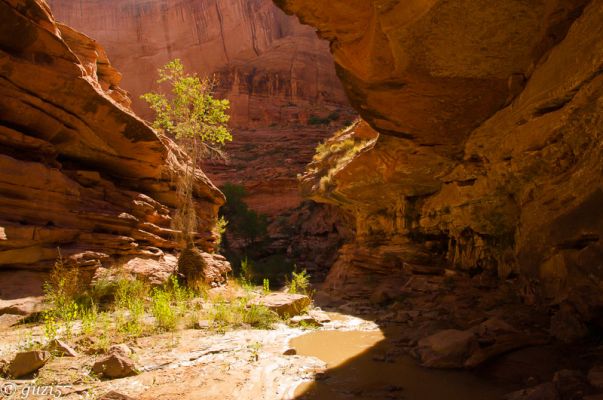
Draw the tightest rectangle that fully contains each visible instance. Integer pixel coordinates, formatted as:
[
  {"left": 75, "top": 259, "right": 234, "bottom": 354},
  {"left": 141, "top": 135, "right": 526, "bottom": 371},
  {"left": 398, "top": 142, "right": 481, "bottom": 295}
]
[
  {"left": 284, "top": 0, "right": 603, "bottom": 333},
  {"left": 0, "top": 1, "right": 224, "bottom": 288},
  {"left": 46, "top": 0, "right": 351, "bottom": 129}
]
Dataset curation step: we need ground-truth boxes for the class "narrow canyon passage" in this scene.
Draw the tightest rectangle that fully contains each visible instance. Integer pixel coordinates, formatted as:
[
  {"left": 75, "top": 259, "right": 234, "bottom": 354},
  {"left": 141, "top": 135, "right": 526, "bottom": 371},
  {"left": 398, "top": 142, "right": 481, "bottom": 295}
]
[{"left": 2, "top": 0, "right": 603, "bottom": 399}]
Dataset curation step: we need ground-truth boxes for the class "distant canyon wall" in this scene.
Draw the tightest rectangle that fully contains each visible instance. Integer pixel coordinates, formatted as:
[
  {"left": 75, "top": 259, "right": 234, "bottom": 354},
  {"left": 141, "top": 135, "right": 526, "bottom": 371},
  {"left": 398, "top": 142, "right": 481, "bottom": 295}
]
[{"left": 47, "top": 0, "right": 351, "bottom": 128}]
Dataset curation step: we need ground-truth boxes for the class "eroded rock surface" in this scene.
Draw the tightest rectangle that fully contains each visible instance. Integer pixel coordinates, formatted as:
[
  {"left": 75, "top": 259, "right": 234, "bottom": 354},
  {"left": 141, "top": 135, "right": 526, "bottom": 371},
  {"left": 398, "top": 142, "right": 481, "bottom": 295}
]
[
  {"left": 0, "top": 1, "right": 225, "bottom": 294},
  {"left": 284, "top": 0, "right": 603, "bottom": 334},
  {"left": 8, "top": 350, "right": 50, "bottom": 378}
]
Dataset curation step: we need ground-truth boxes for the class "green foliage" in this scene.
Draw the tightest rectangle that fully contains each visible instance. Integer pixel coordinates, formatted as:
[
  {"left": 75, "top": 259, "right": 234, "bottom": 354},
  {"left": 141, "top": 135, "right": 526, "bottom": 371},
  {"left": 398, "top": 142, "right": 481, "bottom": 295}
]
[
  {"left": 42, "top": 311, "right": 59, "bottom": 342},
  {"left": 113, "top": 278, "right": 149, "bottom": 336},
  {"left": 141, "top": 59, "right": 232, "bottom": 250},
  {"left": 311, "top": 121, "right": 375, "bottom": 193},
  {"left": 262, "top": 278, "right": 270, "bottom": 294},
  {"left": 313, "top": 137, "right": 366, "bottom": 164},
  {"left": 240, "top": 256, "right": 253, "bottom": 283},
  {"left": 151, "top": 288, "right": 177, "bottom": 332},
  {"left": 80, "top": 302, "right": 99, "bottom": 336},
  {"left": 308, "top": 111, "right": 341, "bottom": 125},
  {"left": 250, "top": 254, "right": 295, "bottom": 283},
  {"left": 149, "top": 276, "right": 196, "bottom": 332},
  {"left": 244, "top": 305, "right": 278, "bottom": 329},
  {"left": 214, "top": 216, "right": 229, "bottom": 248},
  {"left": 114, "top": 279, "right": 149, "bottom": 311},
  {"left": 248, "top": 341, "right": 262, "bottom": 362},
  {"left": 38, "top": 253, "right": 284, "bottom": 352},
  {"left": 141, "top": 59, "right": 231, "bottom": 146},
  {"left": 233, "top": 254, "right": 295, "bottom": 285},
  {"left": 220, "top": 183, "right": 268, "bottom": 246},
  {"left": 43, "top": 250, "right": 80, "bottom": 319},
  {"left": 288, "top": 269, "right": 311, "bottom": 296},
  {"left": 308, "top": 115, "right": 331, "bottom": 125},
  {"left": 85, "top": 276, "right": 117, "bottom": 305},
  {"left": 41, "top": 250, "right": 81, "bottom": 341},
  {"left": 208, "top": 299, "right": 279, "bottom": 333}
]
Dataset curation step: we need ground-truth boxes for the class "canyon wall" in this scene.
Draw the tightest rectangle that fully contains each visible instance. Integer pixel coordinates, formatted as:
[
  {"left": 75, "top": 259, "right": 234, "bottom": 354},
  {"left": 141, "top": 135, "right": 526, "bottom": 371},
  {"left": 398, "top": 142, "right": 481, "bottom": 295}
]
[
  {"left": 0, "top": 0, "right": 224, "bottom": 290},
  {"left": 46, "top": 0, "right": 351, "bottom": 129},
  {"left": 46, "top": 0, "right": 355, "bottom": 241},
  {"left": 283, "top": 0, "right": 603, "bottom": 337}
]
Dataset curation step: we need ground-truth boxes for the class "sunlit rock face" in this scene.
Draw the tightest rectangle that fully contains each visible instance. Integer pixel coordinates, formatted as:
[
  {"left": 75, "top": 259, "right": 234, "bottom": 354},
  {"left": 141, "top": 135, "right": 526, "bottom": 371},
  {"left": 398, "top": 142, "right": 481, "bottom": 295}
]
[
  {"left": 46, "top": 0, "right": 351, "bottom": 128},
  {"left": 0, "top": 0, "right": 223, "bottom": 275},
  {"left": 288, "top": 0, "right": 603, "bottom": 319}
]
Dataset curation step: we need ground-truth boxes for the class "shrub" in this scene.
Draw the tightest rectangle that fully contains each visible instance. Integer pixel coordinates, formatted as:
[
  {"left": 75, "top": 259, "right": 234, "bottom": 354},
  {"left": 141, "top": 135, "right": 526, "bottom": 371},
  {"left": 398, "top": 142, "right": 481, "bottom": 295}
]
[
  {"left": 151, "top": 288, "right": 177, "bottom": 332},
  {"left": 114, "top": 279, "right": 149, "bottom": 311},
  {"left": 327, "top": 112, "right": 340, "bottom": 121},
  {"left": 308, "top": 115, "right": 330, "bottom": 125},
  {"left": 242, "top": 305, "right": 279, "bottom": 330},
  {"left": 288, "top": 269, "right": 311, "bottom": 296},
  {"left": 81, "top": 302, "right": 99, "bottom": 336},
  {"left": 208, "top": 299, "right": 279, "bottom": 332},
  {"left": 214, "top": 216, "right": 228, "bottom": 248},
  {"left": 240, "top": 256, "right": 253, "bottom": 283},
  {"left": 44, "top": 249, "right": 80, "bottom": 319}
]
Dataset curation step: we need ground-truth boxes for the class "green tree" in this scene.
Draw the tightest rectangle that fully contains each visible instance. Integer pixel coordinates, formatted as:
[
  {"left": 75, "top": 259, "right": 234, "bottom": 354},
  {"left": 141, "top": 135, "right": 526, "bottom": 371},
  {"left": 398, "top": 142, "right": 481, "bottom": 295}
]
[
  {"left": 220, "top": 183, "right": 268, "bottom": 246},
  {"left": 141, "top": 60, "right": 231, "bottom": 278}
]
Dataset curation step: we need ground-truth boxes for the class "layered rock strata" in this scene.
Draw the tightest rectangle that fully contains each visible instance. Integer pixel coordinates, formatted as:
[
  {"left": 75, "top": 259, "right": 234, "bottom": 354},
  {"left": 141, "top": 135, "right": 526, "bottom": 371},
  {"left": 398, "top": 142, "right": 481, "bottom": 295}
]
[
  {"left": 0, "top": 0, "right": 225, "bottom": 289},
  {"left": 286, "top": 0, "right": 603, "bottom": 336}
]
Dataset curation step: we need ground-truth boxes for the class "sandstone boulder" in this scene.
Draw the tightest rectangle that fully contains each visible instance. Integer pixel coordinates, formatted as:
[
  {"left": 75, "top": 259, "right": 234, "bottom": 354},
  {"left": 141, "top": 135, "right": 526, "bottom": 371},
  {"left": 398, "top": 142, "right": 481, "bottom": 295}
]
[
  {"left": 251, "top": 293, "right": 311, "bottom": 317},
  {"left": 415, "top": 329, "right": 477, "bottom": 368},
  {"left": 550, "top": 307, "right": 590, "bottom": 343},
  {"left": 107, "top": 344, "right": 133, "bottom": 358},
  {"left": 474, "top": 318, "right": 518, "bottom": 337},
  {"left": 307, "top": 309, "right": 331, "bottom": 324},
  {"left": 120, "top": 255, "right": 176, "bottom": 286},
  {"left": 505, "top": 383, "right": 559, "bottom": 400},
  {"left": 553, "top": 369, "right": 587, "bottom": 400},
  {"left": 92, "top": 353, "right": 138, "bottom": 379},
  {"left": 283, "top": 348, "right": 297, "bottom": 356},
  {"left": 46, "top": 339, "right": 78, "bottom": 357},
  {"left": 588, "top": 365, "right": 603, "bottom": 390},
  {"left": 289, "top": 315, "right": 323, "bottom": 327},
  {"left": 8, "top": 350, "right": 50, "bottom": 378},
  {"left": 0, "top": 314, "right": 24, "bottom": 330},
  {"left": 0, "top": 297, "right": 45, "bottom": 316}
]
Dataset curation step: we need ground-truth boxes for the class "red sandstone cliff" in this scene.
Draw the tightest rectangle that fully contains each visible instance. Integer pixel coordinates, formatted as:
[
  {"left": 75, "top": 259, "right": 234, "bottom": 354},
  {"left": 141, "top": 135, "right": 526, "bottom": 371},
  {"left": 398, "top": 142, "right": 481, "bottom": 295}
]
[
  {"left": 46, "top": 0, "right": 351, "bottom": 129},
  {"left": 0, "top": 0, "right": 228, "bottom": 303}
]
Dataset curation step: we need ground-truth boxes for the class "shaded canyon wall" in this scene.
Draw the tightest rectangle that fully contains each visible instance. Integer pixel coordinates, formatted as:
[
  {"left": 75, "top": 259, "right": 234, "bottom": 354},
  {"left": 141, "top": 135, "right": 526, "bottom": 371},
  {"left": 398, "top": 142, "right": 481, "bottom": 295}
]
[{"left": 279, "top": 0, "right": 603, "bottom": 334}]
